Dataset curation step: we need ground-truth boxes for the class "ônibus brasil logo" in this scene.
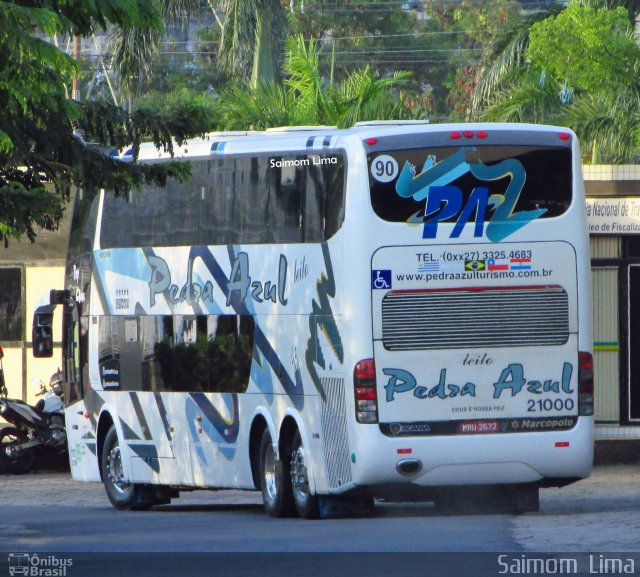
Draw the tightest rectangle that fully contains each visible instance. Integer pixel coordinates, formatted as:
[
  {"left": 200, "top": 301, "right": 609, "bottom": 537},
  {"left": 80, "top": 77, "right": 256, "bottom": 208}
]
[{"left": 8, "top": 554, "right": 72, "bottom": 577}]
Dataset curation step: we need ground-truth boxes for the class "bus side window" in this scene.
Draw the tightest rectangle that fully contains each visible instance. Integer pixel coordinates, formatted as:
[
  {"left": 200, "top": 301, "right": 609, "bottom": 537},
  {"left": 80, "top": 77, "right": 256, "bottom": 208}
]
[{"left": 307, "top": 155, "right": 345, "bottom": 241}]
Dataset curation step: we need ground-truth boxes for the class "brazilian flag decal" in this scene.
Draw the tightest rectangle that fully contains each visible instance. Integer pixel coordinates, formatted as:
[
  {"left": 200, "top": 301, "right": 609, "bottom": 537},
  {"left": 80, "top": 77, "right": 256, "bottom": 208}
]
[{"left": 465, "top": 260, "right": 486, "bottom": 271}]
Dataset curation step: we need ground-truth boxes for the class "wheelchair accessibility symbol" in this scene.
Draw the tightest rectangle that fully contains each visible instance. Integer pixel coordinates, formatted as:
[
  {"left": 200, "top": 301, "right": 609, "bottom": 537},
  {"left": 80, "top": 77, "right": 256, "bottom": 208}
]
[{"left": 371, "top": 270, "right": 392, "bottom": 290}]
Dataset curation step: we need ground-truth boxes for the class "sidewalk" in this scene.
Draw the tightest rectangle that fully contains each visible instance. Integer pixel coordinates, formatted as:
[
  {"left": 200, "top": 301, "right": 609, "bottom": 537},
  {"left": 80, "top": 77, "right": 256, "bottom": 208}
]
[
  {"left": 595, "top": 439, "right": 640, "bottom": 465},
  {"left": 512, "top": 465, "right": 640, "bottom": 552}
]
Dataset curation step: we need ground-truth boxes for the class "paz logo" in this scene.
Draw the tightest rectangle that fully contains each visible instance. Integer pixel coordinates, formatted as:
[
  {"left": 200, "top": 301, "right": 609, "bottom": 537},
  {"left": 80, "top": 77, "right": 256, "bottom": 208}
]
[{"left": 395, "top": 148, "right": 547, "bottom": 242}]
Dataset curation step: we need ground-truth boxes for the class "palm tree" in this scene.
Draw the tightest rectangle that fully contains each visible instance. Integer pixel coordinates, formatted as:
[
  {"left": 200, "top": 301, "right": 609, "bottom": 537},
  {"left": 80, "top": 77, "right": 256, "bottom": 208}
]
[
  {"left": 470, "top": 3, "right": 563, "bottom": 120},
  {"left": 105, "top": 0, "right": 289, "bottom": 108},
  {"left": 471, "top": 0, "right": 640, "bottom": 163},
  {"left": 218, "top": 82, "right": 295, "bottom": 129},
  {"left": 108, "top": 0, "right": 202, "bottom": 102},
  {"left": 109, "top": 27, "right": 162, "bottom": 102},
  {"left": 219, "top": 0, "right": 287, "bottom": 88},
  {"left": 219, "top": 35, "right": 412, "bottom": 130}
]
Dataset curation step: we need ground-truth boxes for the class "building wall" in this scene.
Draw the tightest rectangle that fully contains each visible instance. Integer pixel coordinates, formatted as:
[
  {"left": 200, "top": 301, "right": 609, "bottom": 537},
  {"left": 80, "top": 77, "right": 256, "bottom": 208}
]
[
  {"left": 0, "top": 265, "right": 65, "bottom": 405},
  {"left": 0, "top": 202, "right": 70, "bottom": 407},
  {"left": 585, "top": 165, "right": 640, "bottom": 440}
]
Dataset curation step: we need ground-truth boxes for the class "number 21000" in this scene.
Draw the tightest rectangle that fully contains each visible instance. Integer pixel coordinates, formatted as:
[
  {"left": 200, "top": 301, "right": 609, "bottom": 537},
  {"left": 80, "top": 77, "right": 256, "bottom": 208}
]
[{"left": 527, "top": 398, "right": 575, "bottom": 412}]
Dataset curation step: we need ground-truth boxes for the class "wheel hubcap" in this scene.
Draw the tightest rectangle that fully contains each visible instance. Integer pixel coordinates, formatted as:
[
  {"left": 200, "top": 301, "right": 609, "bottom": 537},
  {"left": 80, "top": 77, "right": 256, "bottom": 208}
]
[
  {"left": 263, "top": 442, "right": 278, "bottom": 502},
  {"left": 106, "top": 444, "right": 130, "bottom": 495},
  {"left": 290, "top": 446, "right": 309, "bottom": 499},
  {"left": 2, "top": 435, "right": 19, "bottom": 461}
]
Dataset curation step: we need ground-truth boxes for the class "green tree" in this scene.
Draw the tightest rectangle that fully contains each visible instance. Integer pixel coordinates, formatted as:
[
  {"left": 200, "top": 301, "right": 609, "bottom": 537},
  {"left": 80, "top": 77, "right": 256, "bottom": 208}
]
[
  {"left": 527, "top": 3, "right": 638, "bottom": 97},
  {"left": 219, "top": 0, "right": 287, "bottom": 87},
  {"left": 108, "top": 0, "right": 215, "bottom": 102},
  {"left": 289, "top": 1, "right": 439, "bottom": 116},
  {"left": 0, "top": 0, "right": 215, "bottom": 246},
  {"left": 424, "top": 0, "right": 528, "bottom": 121},
  {"left": 219, "top": 35, "right": 413, "bottom": 130},
  {"left": 472, "top": 0, "right": 640, "bottom": 163}
]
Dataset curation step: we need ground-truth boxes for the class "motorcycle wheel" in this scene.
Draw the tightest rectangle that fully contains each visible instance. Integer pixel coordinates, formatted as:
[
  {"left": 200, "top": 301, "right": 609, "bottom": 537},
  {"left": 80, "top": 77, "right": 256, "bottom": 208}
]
[{"left": 0, "top": 426, "right": 36, "bottom": 474}]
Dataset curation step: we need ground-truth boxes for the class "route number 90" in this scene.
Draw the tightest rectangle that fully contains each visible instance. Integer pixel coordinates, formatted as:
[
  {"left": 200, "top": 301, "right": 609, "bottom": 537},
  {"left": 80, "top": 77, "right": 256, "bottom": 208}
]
[{"left": 371, "top": 155, "right": 399, "bottom": 183}]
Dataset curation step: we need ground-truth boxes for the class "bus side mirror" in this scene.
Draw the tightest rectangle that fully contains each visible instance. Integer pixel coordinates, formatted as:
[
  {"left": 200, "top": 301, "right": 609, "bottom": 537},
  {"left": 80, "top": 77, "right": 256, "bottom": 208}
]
[
  {"left": 32, "top": 305, "right": 55, "bottom": 358},
  {"left": 50, "top": 289, "right": 70, "bottom": 305}
]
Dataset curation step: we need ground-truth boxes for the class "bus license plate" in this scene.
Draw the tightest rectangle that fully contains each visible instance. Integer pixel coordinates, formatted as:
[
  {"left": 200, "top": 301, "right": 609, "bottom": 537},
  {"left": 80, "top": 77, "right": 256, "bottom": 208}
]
[{"left": 458, "top": 420, "right": 499, "bottom": 434}]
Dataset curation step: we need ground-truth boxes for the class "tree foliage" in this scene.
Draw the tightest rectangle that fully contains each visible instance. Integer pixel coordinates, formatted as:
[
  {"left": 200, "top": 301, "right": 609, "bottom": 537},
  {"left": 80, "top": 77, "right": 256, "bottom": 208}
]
[
  {"left": 0, "top": 0, "right": 216, "bottom": 246},
  {"left": 527, "top": 3, "right": 638, "bottom": 97},
  {"left": 473, "top": 0, "right": 640, "bottom": 163},
  {"left": 425, "top": 0, "right": 526, "bottom": 120},
  {"left": 219, "top": 0, "right": 287, "bottom": 87},
  {"left": 219, "top": 35, "right": 412, "bottom": 130}
]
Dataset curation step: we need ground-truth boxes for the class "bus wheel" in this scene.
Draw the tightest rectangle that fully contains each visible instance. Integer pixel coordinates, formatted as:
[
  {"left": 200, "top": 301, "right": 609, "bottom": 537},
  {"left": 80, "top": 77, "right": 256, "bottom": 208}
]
[
  {"left": 511, "top": 484, "right": 540, "bottom": 514},
  {"left": 101, "top": 425, "right": 152, "bottom": 511},
  {"left": 259, "top": 428, "right": 295, "bottom": 517},
  {"left": 290, "top": 430, "right": 319, "bottom": 519}
]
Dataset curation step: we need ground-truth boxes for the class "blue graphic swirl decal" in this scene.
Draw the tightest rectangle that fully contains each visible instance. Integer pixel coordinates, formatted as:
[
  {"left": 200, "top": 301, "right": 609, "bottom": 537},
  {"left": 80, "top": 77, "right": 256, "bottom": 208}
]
[
  {"left": 395, "top": 147, "right": 547, "bottom": 242},
  {"left": 305, "top": 242, "right": 343, "bottom": 399},
  {"left": 251, "top": 349, "right": 275, "bottom": 404},
  {"left": 186, "top": 393, "right": 239, "bottom": 463},
  {"left": 187, "top": 245, "right": 303, "bottom": 409}
]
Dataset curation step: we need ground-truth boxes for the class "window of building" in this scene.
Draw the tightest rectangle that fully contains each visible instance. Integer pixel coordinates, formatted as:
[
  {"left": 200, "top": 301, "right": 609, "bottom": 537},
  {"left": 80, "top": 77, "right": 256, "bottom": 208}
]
[{"left": 0, "top": 268, "right": 22, "bottom": 341}]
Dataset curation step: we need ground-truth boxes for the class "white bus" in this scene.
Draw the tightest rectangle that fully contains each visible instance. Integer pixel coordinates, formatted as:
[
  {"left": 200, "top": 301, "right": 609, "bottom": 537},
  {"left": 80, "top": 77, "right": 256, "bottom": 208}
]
[{"left": 33, "top": 122, "right": 594, "bottom": 517}]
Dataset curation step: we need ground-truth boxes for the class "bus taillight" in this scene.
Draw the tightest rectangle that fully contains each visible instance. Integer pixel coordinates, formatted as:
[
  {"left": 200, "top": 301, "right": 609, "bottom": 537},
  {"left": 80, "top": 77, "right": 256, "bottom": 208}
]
[
  {"left": 450, "top": 130, "right": 488, "bottom": 139},
  {"left": 578, "top": 351, "right": 594, "bottom": 416},
  {"left": 354, "top": 358, "right": 378, "bottom": 424}
]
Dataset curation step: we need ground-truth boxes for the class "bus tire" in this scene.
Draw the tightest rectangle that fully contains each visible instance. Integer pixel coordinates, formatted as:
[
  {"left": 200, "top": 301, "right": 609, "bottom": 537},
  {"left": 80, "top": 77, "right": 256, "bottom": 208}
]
[
  {"left": 259, "top": 428, "right": 295, "bottom": 517},
  {"left": 511, "top": 484, "right": 540, "bottom": 514},
  {"left": 101, "top": 425, "right": 152, "bottom": 511},
  {"left": 290, "top": 429, "right": 319, "bottom": 519}
]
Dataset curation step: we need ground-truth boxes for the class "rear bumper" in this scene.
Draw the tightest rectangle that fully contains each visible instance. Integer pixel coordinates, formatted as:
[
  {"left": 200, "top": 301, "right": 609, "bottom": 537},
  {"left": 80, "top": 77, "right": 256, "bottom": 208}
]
[{"left": 349, "top": 416, "right": 593, "bottom": 490}]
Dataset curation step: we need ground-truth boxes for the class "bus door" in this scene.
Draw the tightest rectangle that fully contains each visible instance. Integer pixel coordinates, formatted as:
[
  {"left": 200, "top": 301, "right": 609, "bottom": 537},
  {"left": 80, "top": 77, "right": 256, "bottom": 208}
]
[{"left": 63, "top": 303, "right": 83, "bottom": 405}]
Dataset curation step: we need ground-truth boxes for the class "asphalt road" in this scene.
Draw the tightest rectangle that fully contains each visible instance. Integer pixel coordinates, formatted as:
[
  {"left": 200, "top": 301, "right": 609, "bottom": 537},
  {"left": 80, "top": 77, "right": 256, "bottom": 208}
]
[{"left": 0, "top": 465, "right": 639, "bottom": 577}]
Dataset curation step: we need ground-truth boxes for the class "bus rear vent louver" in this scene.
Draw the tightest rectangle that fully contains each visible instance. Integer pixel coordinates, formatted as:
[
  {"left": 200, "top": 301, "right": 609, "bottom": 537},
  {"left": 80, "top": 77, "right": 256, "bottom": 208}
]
[{"left": 381, "top": 286, "right": 570, "bottom": 351}]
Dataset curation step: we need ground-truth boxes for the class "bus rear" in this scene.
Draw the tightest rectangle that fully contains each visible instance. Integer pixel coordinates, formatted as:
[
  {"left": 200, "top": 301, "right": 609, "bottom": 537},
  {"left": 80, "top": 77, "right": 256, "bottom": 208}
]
[{"left": 350, "top": 124, "right": 593, "bottom": 508}]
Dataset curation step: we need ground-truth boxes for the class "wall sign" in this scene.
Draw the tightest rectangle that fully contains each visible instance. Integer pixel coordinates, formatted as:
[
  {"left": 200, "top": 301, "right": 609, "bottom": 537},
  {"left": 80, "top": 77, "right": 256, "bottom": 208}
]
[{"left": 586, "top": 197, "right": 640, "bottom": 234}]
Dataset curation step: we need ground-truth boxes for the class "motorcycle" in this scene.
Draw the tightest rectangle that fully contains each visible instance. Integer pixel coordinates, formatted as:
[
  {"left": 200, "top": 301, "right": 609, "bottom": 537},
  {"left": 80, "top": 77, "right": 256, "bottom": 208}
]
[{"left": 0, "top": 348, "right": 66, "bottom": 474}]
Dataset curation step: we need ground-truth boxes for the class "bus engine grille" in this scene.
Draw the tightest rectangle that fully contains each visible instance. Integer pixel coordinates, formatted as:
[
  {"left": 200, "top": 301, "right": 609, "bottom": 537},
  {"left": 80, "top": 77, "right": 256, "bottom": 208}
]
[{"left": 381, "top": 285, "right": 570, "bottom": 351}]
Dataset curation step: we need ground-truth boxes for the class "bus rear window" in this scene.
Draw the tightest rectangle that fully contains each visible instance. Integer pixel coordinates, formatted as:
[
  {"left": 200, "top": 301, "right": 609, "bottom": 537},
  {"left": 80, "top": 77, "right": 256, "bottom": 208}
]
[{"left": 369, "top": 145, "right": 572, "bottom": 223}]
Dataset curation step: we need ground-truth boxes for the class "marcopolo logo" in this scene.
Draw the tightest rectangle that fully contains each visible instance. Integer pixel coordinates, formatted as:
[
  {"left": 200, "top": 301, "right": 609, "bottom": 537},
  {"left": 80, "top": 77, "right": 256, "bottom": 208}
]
[{"left": 8, "top": 554, "right": 73, "bottom": 577}]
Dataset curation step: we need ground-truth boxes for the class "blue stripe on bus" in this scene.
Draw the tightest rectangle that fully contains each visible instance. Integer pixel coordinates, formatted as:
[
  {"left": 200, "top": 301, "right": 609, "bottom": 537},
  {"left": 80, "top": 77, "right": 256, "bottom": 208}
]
[
  {"left": 210, "top": 141, "right": 227, "bottom": 154},
  {"left": 186, "top": 394, "right": 238, "bottom": 462},
  {"left": 187, "top": 245, "right": 304, "bottom": 410},
  {"left": 129, "top": 392, "right": 153, "bottom": 440},
  {"left": 128, "top": 444, "right": 160, "bottom": 472},
  {"left": 154, "top": 392, "right": 173, "bottom": 443}
]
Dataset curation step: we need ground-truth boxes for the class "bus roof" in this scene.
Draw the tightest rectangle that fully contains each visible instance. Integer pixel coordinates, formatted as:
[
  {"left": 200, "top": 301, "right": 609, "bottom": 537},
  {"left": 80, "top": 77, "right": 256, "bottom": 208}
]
[{"left": 111, "top": 122, "right": 574, "bottom": 162}]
